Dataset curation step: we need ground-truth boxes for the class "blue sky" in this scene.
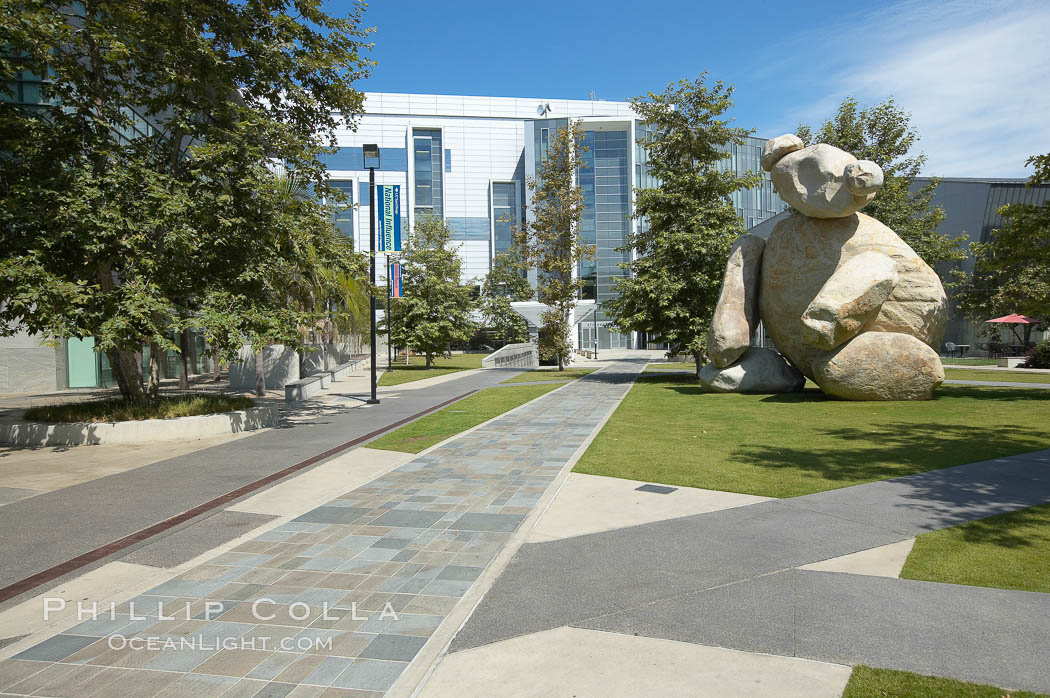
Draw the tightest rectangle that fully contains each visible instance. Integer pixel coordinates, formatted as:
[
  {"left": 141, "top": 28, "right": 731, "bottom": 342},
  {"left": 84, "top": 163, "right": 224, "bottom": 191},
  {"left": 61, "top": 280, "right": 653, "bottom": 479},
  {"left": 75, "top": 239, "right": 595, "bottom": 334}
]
[{"left": 341, "top": 0, "right": 1049, "bottom": 177}]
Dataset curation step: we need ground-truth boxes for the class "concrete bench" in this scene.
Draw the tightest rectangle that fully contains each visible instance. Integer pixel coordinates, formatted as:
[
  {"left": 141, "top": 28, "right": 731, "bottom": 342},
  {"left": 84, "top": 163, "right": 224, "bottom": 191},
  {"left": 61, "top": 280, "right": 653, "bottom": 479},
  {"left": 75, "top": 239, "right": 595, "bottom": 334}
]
[
  {"left": 329, "top": 360, "right": 362, "bottom": 381},
  {"left": 285, "top": 374, "right": 325, "bottom": 401}
]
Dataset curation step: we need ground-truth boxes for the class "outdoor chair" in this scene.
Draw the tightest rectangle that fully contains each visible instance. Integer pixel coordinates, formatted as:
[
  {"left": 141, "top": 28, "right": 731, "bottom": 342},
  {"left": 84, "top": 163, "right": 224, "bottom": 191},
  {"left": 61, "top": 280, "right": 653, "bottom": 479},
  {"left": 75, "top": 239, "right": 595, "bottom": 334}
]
[{"left": 944, "top": 341, "right": 957, "bottom": 357}]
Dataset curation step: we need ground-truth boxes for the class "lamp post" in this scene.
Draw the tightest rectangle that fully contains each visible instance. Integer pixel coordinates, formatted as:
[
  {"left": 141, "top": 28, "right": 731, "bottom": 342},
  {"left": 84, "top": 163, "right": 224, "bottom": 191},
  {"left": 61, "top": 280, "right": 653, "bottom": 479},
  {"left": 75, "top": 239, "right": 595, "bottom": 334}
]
[
  {"left": 386, "top": 263, "right": 393, "bottom": 370},
  {"left": 593, "top": 303, "right": 599, "bottom": 360},
  {"left": 363, "top": 144, "right": 381, "bottom": 405}
]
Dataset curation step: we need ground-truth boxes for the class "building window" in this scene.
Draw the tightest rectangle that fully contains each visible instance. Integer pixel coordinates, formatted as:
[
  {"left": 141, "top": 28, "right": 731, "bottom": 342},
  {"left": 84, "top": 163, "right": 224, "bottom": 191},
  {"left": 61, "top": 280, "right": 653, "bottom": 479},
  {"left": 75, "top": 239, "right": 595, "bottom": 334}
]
[
  {"left": 413, "top": 128, "right": 443, "bottom": 221},
  {"left": 329, "top": 180, "right": 354, "bottom": 238},
  {"left": 491, "top": 181, "right": 521, "bottom": 256},
  {"left": 445, "top": 148, "right": 452, "bottom": 172}
]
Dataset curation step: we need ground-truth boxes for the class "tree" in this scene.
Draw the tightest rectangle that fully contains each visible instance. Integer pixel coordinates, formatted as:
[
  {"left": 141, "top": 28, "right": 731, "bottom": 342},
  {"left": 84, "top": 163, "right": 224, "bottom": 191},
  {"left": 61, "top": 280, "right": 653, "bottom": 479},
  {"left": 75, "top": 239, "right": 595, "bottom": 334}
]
[
  {"left": 956, "top": 152, "right": 1050, "bottom": 340},
  {"left": 0, "top": 0, "right": 373, "bottom": 403},
  {"left": 796, "top": 97, "right": 964, "bottom": 267},
  {"left": 607, "top": 75, "right": 760, "bottom": 374},
  {"left": 479, "top": 245, "right": 532, "bottom": 346},
  {"left": 515, "top": 121, "right": 592, "bottom": 370},
  {"left": 386, "top": 216, "right": 474, "bottom": 368}
]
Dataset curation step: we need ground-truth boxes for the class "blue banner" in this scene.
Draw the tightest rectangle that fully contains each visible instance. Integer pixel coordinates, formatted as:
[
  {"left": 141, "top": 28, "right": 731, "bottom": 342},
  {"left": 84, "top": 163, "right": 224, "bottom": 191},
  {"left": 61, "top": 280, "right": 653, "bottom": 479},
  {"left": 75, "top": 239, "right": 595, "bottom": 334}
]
[
  {"left": 389, "top": 262, "right": 403, "bottom": 298},
  {"left": 377, "top": 184, "right": 402, "bottom": 252}
]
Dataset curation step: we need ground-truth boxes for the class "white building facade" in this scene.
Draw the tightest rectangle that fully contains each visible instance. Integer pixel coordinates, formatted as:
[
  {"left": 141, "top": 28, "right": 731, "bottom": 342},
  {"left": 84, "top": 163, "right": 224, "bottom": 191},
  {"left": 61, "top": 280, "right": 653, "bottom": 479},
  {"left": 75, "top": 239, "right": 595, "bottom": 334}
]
[{"left": 329, "top": 93, "right": 785, "bottom": 350}]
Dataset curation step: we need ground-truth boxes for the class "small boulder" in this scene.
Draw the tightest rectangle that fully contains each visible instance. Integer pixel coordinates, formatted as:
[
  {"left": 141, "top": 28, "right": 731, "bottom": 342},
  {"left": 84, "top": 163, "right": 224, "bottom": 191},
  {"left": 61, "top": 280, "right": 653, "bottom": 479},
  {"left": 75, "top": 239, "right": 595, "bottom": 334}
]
[
  {"left": 814, "top": 332, "right": 944, "bottom": 401},
  {"left": 700, "top": 347, "right": 806, "bottom": 394},
  {"left": 761, "top": 134, "right": 805, "bottom": 171}
]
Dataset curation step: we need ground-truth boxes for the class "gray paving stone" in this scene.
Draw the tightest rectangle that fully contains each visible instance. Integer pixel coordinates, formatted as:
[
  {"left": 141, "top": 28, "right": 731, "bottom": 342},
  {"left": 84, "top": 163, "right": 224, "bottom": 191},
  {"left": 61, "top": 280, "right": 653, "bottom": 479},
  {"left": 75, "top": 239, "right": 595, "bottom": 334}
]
[
  {"left": 12, "top": 634, "right": 97, "bottom": 662},
  {"left": 358, "top": 634, "right": 428, "bottom": 662},
  {"left": 368, "top": 510, "right": 446, "bottom": 529},
  {"left": 332, "top": 658, "right": 408, "bottom": 691},
  {"left": 446, "top": 512, "right": 524, "bottom": 532}
]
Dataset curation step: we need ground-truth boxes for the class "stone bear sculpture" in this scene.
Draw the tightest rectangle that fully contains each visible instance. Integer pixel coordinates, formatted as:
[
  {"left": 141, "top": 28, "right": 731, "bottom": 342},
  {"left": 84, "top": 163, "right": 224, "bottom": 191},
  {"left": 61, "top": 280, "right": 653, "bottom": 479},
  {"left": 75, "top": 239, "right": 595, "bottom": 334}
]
[{"left": 701, "top": 134, "right": 948, "bottom": 400}]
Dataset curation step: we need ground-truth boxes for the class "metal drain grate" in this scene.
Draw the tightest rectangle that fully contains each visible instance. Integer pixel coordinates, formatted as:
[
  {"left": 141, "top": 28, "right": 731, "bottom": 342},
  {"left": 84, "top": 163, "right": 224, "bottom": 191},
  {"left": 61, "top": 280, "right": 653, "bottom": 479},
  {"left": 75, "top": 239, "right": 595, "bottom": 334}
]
[{"left": 635, "top": 483, "right": 678, "bottom": 494}]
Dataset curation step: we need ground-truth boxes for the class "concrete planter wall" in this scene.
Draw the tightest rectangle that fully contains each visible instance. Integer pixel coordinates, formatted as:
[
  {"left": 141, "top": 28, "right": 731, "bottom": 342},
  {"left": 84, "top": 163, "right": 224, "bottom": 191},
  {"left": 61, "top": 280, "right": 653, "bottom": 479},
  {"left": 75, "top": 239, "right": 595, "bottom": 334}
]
[
  {"left": 483, "top": 343, "right": 539, "bottom": 369},
  {"left": 0, "top": 404, "right": 278, "bottom": 447},
  {"left": 228, "top": 345, "right": 299, "bottom": 391}
]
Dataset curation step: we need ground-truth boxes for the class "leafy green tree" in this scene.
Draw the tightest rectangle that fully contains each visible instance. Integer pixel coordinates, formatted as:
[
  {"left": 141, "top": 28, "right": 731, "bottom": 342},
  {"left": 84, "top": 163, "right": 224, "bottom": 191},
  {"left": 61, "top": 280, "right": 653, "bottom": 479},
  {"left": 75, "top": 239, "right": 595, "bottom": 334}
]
[
  {"left": 516, "top": 121, "right": 592, "bottom": 370},
  {"left": 0, "top": 0, "right": 373, "bottom": 403},
  {"left": 956, "top": 152, "right": 1050, "bottom": 342},
  {"left": 607, "top": 75, "right": 760, "bottom": 374},
  {"left": 479, "top": 245, "right": 532, "bottom": 346},
  {"left": 386, "top": 217, "right": 474, "bottom": 367},
  {"left": 796, "top": 97, "right": 963, "bottom": 267}
]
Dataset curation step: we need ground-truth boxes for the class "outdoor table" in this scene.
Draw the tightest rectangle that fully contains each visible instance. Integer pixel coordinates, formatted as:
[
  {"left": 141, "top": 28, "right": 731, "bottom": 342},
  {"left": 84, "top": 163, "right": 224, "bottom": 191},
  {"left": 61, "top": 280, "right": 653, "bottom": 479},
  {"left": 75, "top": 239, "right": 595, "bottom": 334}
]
[{"left": 954, "top": 344, "right": 970, "bottom": 357}]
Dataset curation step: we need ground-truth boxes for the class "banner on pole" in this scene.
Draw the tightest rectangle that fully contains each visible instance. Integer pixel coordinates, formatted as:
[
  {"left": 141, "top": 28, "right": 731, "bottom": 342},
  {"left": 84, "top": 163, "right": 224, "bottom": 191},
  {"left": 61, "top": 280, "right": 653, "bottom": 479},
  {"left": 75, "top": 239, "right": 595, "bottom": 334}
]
[
  {"left": 389, "top": 262, "right": 403, "bottom": 298},
  {"left": 377, "top": 184, "right": 402, "bottom": 252}
]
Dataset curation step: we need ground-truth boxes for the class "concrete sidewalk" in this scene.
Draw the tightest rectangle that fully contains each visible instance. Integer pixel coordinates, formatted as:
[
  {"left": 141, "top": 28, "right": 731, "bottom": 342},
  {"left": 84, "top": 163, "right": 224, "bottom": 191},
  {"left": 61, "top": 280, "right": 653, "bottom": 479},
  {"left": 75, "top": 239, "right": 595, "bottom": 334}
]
[
  {"left": 451, "top": 448, "right": 1050, "bottom": 694},
  {"left": 0, "top": 360, "right": 647, "bottom": 696},
  {"left": 0, "top": 365, "right": 523, "bottom": 612}
]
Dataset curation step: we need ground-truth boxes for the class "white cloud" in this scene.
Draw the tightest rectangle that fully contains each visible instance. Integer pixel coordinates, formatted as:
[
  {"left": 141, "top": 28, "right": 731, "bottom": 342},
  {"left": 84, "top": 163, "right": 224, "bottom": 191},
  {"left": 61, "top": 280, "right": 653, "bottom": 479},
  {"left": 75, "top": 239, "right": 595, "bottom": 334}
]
[{"left": 762, "top": 0, "right": 1050, "bottom": 177}]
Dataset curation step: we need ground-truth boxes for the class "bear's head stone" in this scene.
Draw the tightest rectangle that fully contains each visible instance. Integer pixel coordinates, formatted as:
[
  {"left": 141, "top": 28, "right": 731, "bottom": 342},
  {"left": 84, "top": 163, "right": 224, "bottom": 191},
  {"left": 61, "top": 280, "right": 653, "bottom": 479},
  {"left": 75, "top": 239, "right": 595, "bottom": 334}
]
[{"left": 762, "top": 134, "right": 884, "bottom": 219}]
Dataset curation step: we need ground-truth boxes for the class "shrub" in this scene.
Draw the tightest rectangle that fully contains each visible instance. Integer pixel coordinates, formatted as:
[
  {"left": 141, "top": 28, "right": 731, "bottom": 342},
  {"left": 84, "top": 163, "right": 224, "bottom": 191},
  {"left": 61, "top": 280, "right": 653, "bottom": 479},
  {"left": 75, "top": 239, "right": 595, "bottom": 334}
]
[
  {"left": 24, "top": 394, "right": 254, "bottom": 423},
  {"left": 1023, "top": 341, "right": 1050, "bottom": 369}
]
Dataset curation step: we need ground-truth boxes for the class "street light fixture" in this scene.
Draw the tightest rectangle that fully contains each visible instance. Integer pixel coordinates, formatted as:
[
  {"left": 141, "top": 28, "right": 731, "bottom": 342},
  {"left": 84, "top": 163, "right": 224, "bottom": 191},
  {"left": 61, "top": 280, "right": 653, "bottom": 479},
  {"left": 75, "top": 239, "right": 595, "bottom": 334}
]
[{"left": 363, "top": 144, "right": 380, "bottom": 405}]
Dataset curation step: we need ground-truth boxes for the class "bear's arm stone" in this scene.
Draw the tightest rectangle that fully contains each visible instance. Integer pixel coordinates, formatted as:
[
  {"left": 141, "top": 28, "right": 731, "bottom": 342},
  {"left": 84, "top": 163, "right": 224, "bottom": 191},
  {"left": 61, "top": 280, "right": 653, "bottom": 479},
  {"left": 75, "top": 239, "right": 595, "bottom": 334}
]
[
  {"left": 708, "top": 234, "right": 765, "bottom": 368},
  {"left": 800, "top": 251, "right": 899, "bottom": 351}
]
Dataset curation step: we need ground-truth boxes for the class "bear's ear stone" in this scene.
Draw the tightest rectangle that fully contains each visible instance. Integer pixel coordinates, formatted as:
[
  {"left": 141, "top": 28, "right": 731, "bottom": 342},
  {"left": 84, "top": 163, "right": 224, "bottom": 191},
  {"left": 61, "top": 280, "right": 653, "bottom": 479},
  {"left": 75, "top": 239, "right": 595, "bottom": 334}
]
[{"left": 762, "top": 134, "right": 805, "bottom": 172}]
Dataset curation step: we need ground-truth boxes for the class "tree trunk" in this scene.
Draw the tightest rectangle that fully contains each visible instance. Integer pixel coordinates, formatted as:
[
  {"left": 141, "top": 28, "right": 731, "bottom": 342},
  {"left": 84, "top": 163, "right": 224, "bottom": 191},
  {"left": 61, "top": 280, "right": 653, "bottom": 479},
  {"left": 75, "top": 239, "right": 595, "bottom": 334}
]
[
  {"left": 188, "top": 332, "right": 199, "bottom": 375},
  {"left": 425, "top": 352, "right": 432, "bottom": 368},
  {"left": 254, "top": 348, "right": 266, "bottom": 397},
  {"left": 178, "top": 331, "right": 191, "bottom": 390},
  {"left": 693, "top": 351, "right": 703, "bottom": 378},
  {"left": 106, "top": 347, "right": 147, "bottom": 404},
  {"left": 147, "top": 341, "right": 162, "bottom": 399}
]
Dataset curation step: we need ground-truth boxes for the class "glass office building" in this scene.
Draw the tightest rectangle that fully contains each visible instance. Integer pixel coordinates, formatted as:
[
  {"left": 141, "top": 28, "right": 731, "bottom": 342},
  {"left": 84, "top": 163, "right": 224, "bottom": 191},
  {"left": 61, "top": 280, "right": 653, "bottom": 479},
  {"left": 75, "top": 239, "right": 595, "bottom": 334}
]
[{"left": 306, "top": 93, "right": 789, "bottom": 351}]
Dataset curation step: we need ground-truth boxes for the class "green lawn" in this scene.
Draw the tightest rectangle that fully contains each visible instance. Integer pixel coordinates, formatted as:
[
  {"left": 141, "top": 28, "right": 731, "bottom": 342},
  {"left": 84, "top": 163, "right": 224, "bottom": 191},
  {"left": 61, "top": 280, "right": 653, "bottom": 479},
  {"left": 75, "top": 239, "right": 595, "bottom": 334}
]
[
  {"left": 573, "top": 374, "right": 1050, "bottom": 498},
  {"left": 24, "top": 394, "right": 254, "bottom": 423},
  {"left": 368, "top": 383, "right": 562, "bottom": 453},
  {"left": 502, "top": 368, "right": 596, "bottom": 383},
  {"left": 944, "top": 368, "right": 1050, "bottom": 384},
  {"left": 843, "top": 665, "right": 1047, "bottom": 697},
  {"left": 942, "top": 357, "right": 999, "bottom": 366},
  {"left": 378, "top": 353, "right": 485, "bottom": 386},
  {"left": 900, "top": 501, "right": 1050, "bottom": 593},
  {"left": 647, "top": 362, "right": 696, "bottom": 371}
]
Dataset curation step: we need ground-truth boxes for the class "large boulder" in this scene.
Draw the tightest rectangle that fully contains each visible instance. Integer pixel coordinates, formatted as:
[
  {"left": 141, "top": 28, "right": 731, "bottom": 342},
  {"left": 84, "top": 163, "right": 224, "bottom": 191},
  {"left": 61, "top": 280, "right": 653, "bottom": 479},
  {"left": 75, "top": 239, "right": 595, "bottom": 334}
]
[
  {"left": 700, "top": 347, "right": 805, "bottom": 394},
  {"left": 814, "top": 332, "right": 944, "bottom": 401},
  {"left": 760, "top": 212, "right": 948, "bottom": 379},
  {"left": 769, "top": 144, "right": 882, "bottom": 218},
  {"left": 708, "top": 235, "right": 765, "bottom": 368}
]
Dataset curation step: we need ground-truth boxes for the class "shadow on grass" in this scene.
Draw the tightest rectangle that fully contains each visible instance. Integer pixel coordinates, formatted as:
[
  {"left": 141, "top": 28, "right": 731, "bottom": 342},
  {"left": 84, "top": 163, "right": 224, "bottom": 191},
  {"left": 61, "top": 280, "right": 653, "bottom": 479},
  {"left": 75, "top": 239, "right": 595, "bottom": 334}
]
[
  {"left": 733, "top": 420, "right": 1050, "bottom": 533},
  {"left": 640, "top": 373, "right": 1050, "bottom": 532},
  {"left": 939, "top": 505, "right": 1050, "bottom": 549}
]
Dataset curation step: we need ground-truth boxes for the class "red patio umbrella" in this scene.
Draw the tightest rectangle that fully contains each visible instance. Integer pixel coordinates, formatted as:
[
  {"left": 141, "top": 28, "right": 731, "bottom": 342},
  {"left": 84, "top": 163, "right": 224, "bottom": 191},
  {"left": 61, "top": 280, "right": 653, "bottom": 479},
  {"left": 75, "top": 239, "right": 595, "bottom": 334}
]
[{"left": 986, "top": 313, "right": 1042, "bottom": 346}]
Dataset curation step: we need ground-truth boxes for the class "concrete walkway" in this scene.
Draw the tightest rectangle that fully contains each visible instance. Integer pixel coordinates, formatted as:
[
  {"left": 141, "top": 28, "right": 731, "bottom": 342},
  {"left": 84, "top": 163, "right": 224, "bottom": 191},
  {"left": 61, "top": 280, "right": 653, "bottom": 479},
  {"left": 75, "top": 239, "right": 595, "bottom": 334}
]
[
  {"left": 452, "top": 448, "right": 1050, "bottom": 693},
  {"left": 0, "top": 365, "right": 523, "bottom": 611},
  {"left": 0, "top": 360, "right": 647, "bottom": 696}
]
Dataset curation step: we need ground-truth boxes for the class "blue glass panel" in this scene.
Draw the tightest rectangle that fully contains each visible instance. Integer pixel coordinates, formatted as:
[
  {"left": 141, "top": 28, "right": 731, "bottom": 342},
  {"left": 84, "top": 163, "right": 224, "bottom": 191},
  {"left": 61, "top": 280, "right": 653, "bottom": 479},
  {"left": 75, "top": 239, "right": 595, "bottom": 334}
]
[
  {"left": 318, "top": 147, "right": 408, "bottom": 171},
  {"left": 447, "top": 217, "right": 491, "bottom": 241},
  {"left": 329, "top": 180, "right": 354, "bottom": 238}
]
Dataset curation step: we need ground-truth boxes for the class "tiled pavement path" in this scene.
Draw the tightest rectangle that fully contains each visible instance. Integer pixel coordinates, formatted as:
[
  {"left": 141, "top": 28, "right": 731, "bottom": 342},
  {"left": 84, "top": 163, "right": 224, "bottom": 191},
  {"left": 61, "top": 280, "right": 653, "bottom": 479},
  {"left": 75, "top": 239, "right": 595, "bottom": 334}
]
[{"left": 0, "top": 361, "right": 644, "bottom": 697}]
